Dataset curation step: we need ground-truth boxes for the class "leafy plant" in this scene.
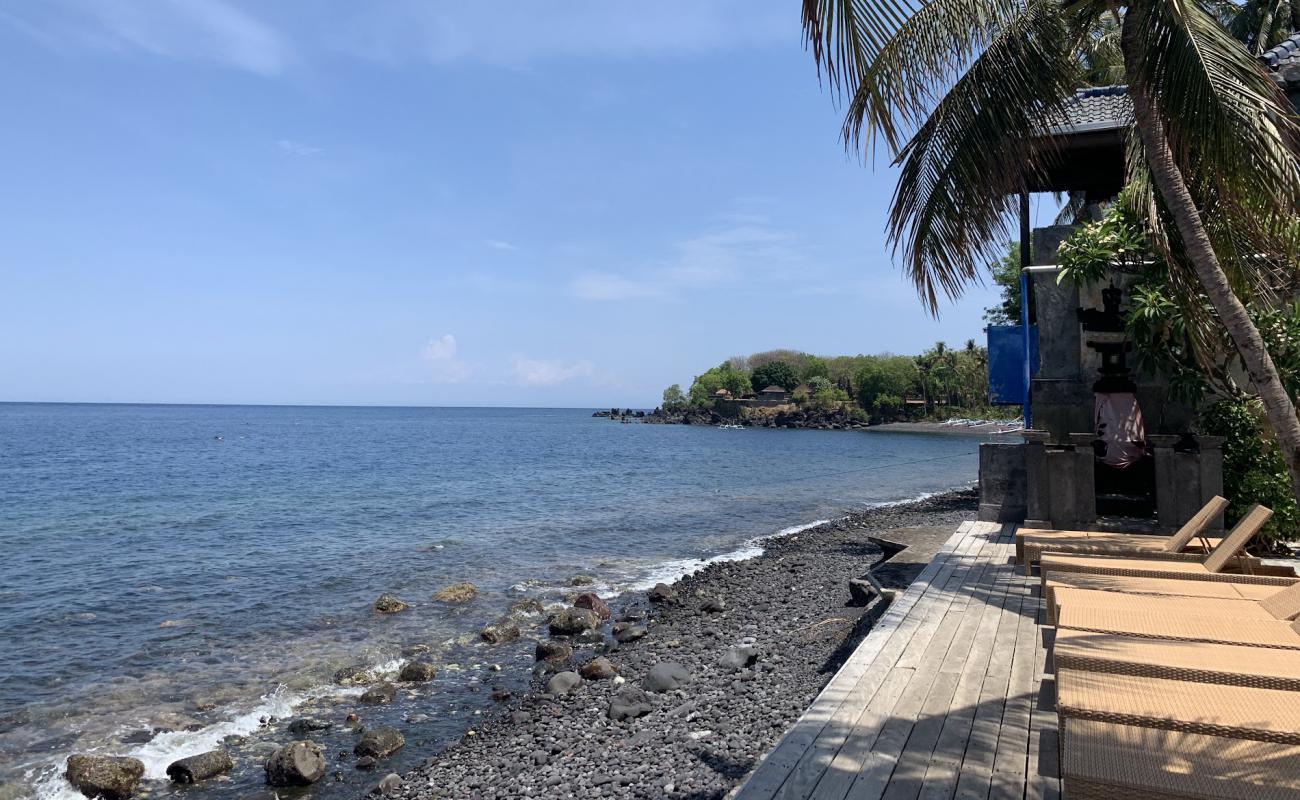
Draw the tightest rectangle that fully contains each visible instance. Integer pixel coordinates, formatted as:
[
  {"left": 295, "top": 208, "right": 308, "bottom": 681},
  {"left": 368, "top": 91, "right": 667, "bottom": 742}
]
[
  {"left": 750, "top": 361, "right": 799, "bottom": 393},
  {"left": 1197, "top": 397, "right": 1299, "bottom": 552}
]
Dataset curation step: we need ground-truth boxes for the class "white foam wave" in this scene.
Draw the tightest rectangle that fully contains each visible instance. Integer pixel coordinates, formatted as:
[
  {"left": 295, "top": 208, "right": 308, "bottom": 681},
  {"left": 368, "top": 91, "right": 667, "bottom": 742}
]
[
  {"left": 29, "top": 682, "right": 359, "bottom": 799},
  {"left": 625, "top": 518, "right": 831, "bottom": 592}
]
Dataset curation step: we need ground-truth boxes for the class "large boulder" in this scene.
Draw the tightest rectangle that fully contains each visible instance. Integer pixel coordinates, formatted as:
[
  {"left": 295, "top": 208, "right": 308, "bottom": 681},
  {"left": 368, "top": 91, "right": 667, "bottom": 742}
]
[
  {"left": 535, "top": 639, "right": 573, "bottom": 662},
  {"left": 65, "top": 754, "right": 145, "bottom": 800},
  {"left": 286, "top": 717, "right": 332, "bottom": 737},
  {"left": 608, "top": 687, "right": 653, "bottom": 721},
  {"left": 643, "top": 662, "right": 691, "bottom": 692},
  {"left": 573, "top": 593, "right": 611, "bottom": 620},
  {"left": 358, "top": 683, "right": 397, "bottom": 705},
  {"left": 372, "top": 594, "right": 409, "bottom": 614},
  {"left": 719, "top": 645, "right": 760, "bottom": 672},
  {"left": 264, "top": 741, "right": 326, "bottom": 786},
  {"left": 398, "top": 662, "right": 436, "bottom": 682},
  {"left": 648, "top": 583, "right": 679, "bottom": 605},
  {"left": 333, "top": 665, "right": 375, "bottom": 686},
  {"left": 548, "top": 607, "right": 600, "bottom": 636},
  {"left": 166, "top": 750, "right": 234, "bottom": 784},
  {"left": 432, "top": 582, "right": 477, "bottom": 603},
  {"left": 580, "top": 657, "right": 617, "bottom": 680},
  {"left": 545, "top": 671, "right": 582, "bottom": 697},
  {"left": 480, "top": 618, "right": 521, "bottom": 644},
  {"left": 354, "top": 727, "right": 405, "bottom": 759}
]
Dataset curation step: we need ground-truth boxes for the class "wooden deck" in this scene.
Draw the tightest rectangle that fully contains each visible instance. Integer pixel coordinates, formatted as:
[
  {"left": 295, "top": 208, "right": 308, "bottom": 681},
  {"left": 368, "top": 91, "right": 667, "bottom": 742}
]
[{"left": 734, "top": 521, "right": 1058, "bottom": 800}]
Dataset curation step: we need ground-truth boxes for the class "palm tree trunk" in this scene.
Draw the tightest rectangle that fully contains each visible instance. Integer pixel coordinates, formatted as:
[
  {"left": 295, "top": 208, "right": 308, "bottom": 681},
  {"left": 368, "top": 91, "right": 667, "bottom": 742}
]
[{"left": 1122, "top": 8, "right": 1300, "bottom": 506}]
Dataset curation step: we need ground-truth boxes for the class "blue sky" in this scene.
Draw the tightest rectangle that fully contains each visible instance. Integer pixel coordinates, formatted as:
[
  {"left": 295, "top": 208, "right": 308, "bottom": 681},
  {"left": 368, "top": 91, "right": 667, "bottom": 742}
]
[{"left": 0, "top": 1, "right": 1050, "bottom": 408}]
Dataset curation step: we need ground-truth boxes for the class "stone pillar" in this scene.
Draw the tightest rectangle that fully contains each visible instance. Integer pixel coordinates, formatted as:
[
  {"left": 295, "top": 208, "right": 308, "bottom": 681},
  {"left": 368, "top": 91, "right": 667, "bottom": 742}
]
[
  {"left": 1152, "top": 434, "right": 1226, "bottom": 532},
  {"left": 978, "top": 443, "right": 1027, "bottom": 522},
  {"left": 1023, "top": 431, "right": 1051, "bottom": 527}
]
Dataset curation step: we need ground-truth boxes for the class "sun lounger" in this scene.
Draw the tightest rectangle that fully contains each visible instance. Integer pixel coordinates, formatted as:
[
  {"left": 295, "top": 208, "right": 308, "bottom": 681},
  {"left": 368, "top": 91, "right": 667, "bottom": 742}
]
[
  {"left": 1041, "top": 573, "right": 1292, "bottom": 622},
  {"left": 1053, "top": 628, "right": 1300, "bottom": 691},
  {"left": 1016, "top": 495, "right": 1228, "bottom": 572},
  {"left": 1038, "top": 505, "right": 1285, "bottom": 591},
  {"left": 1054, "top": 605, "right": 1300, "bottom": 648},
  {"left": 1061, "top": 717, "right": 1300, "bottom": 799},
  {"left": 1046, "top": 581, "right": 1300, "bottom": 625}
]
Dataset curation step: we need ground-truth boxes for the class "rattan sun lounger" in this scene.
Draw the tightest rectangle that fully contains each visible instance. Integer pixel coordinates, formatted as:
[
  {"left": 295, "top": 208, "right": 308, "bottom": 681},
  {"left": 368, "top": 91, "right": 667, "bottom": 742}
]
[
  {"left": 1055, "top": 605, "right": 1300, "bottom": 648},
  {"left": 1057, "top": 669, "right": 1300, "bottom": 743},
  {"left": 1053, "top": 628, "right": 1300, "bottom": 691},
  {"left": 1041, "top": 573, "right": 1292, "bottom": 621},
  {"left": 1061, "top": 717, "right": 1300, "bottom": 799},
  {"left": 1038, "top": 505, "right": 1284, "bottom": 591},
  {"left": 1046, "top": 581, "right": 1300, "bottom": 625},
  {"left": 1016, "top": 495, "right": 1228, "bottom": 573}
]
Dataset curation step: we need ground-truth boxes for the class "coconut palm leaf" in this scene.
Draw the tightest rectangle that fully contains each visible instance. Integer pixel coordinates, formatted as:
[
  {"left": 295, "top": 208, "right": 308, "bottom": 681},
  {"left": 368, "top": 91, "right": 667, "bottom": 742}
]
[{"left": 886, "top": 0, "right": 1081, "bottom": 312}]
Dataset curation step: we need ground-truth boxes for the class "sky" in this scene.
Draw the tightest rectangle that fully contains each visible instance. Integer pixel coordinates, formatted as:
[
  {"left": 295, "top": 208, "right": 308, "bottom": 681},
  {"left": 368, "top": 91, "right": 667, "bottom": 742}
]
[{"left": 0, "top": 1, "right": 1054, "bottom": 408}]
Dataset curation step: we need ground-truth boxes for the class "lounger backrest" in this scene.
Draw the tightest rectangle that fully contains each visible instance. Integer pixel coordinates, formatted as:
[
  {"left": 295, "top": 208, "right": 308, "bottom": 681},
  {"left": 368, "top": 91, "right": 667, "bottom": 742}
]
[
  {"left": 1203, "top": 504, "right": 1273, "bottom": 573},
  {"left": 1162, "top": 495, "right": 1229, "bottom": 552},
  {"left": 1261, "top": 581, "right": 1300, "bottom": 620}
]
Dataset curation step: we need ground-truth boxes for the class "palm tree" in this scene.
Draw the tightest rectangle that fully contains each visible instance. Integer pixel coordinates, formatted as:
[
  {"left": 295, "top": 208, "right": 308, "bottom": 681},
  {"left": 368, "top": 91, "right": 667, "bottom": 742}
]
[{"left": 801, "top": 0, "right": 1300, "bottom": 501}]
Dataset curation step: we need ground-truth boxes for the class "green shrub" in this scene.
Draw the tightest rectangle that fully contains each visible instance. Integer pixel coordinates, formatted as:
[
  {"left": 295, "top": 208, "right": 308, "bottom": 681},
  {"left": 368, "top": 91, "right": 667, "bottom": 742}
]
[{"left": 1197, "top": 397, "right": 1298, "bottom": 552}]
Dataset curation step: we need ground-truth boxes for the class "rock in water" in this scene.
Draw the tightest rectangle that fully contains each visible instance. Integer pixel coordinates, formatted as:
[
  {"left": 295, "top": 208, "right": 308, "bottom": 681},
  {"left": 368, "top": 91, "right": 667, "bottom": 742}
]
[
  {"left": 648, "top": 583, "right": 679, "bottom": 604},
  {"left": 372, "top": 594, "right": 409, "bottom": 614},
  {"left": 354, "top": 727, "right": 406, "bottom": 759},
  {"left": 573, "top": 593, "right": 611, "bottom": 620},
  {"left": 359, "top": 683, "right": 397, "bottom": 705},
  {"left": 612, "top": 622, "right": 647, "bottom": 643},
  {"left": 166, "top": 750, "right": 234, "bottom": 784},
  {"left": 567, "top": 574, "right": 595, "bottom": 587},
  {"left": 65, "top": 754, "right": 145, "bottom": 800},
  {"left": 608, "top": 687, "right": 653, "bottom": 721},
  {"left": 264, "top": 741, "right": 326, "bottom": 786},
  {"left": 432, "top": 582, "right": 477, "bottom": 603},
  {"left": 286, "top": 717, "right": 332, "bottom": 736},
  {"left": 398, "top": 662, "right": 436, "bottom": 682},
  {"left": 719, "top": 645, "right": 760, "bottom": 672},
  {"left": 580, "top": 656, "right": 617, "bottom": 680},
  {"left": 508, "top": 598, "right": 545, "bottom": 616},
  {"left": 545, "top": 671, "right": 582, "bottom": 696},
  {"left": 534, "top": 639, "right": 573, "bottom": 662},
  {"left": 333, "top": 664, "right": 375, "bottom": 686},
  {"left": 480, "top": 618, "right": 521, "bottom": 644},
  {"left": 643, "top": 662, "right": 691, "bottom": 692},
  {"left": 548, "top": 607, "right": 600, "bottom": 635}
]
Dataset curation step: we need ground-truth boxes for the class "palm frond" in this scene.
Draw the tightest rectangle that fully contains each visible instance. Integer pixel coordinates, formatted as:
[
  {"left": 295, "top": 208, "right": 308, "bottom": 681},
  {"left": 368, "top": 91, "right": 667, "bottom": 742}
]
[{"left": 887, "top": 0, "right": 1082, "bottom": 313}]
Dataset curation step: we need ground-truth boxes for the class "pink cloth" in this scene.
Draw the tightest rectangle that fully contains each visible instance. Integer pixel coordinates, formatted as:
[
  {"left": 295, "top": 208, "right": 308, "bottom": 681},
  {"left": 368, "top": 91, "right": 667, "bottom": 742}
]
[{"left": 1095, "top": 392, "right": 1146, "bottom": 468}]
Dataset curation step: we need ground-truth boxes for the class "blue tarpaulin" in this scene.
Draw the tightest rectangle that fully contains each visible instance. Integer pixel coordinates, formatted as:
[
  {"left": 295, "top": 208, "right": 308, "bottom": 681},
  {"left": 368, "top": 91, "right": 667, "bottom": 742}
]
[{"left": 987, "top": 325, "right": 1039, "bottom": 405}]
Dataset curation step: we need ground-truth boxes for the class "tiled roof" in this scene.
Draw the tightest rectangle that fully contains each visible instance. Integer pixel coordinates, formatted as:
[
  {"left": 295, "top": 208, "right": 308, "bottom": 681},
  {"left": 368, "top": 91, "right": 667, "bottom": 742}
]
[
  {"left": 1263, "top": 33, "right": 1300, "bottom": 87},
  {"left": 759, "top": 385, "right": 786, "bottom": 393},
  {"left": 1042, "top": 85, "right": 1132, "bottom": 136}
]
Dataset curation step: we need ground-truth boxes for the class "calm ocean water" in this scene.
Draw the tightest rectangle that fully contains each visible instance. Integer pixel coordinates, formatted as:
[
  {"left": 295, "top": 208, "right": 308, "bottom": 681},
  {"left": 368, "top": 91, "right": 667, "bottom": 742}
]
[{"left": 0, "top": 404, "right": 982, "bottom": 799}]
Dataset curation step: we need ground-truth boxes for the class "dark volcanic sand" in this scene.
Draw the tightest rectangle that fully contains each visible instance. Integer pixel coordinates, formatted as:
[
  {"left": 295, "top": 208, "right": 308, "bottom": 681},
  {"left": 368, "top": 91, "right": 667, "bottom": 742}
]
[{"left": 385, "top": 490, "right": 977, "bottom": 800}]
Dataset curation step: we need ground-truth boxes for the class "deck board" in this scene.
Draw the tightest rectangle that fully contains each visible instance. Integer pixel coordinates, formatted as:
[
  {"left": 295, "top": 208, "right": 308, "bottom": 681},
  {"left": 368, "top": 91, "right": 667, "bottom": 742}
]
[{"left": 734, "top": 521, "right": 1056, "bottom": 800}]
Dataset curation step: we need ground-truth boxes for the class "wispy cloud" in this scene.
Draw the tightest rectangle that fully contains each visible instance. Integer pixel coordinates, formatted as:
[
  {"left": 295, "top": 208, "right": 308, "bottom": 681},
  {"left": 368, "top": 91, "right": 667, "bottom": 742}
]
[
  {"left": 331, "top": 1, "right": 790, "bottom": 66},
  {"left": 422, "top": 334, "right": 471, "bottom": 383},
  {"left": 4, "top": 0, "right": 292, "bottom": 75},
  {"left": 568, "top": 220, "right": 799, "bottom": 302},
  {"left": 511, "top": 356, "right": 595, "bottom": 386},
  {"left": 277, "top": 139, "right": 323, "bottom": 156},
  {"left": 484, "top": 239, "right": 519, "bottom": 252}
]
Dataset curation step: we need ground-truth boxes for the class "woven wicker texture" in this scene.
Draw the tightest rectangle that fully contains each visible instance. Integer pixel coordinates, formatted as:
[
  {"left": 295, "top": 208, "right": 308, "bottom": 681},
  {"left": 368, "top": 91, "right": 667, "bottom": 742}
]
[
  {"left": 1057, "top": 669, "right": 1300, "bottom": 743},
  {"left": 1056, "top": 606, "right": 1300, "bottom": 649},
  {"left": 1021, "top": 540, "right": 1223, "bottom": 576},
  {"left": 1015, "top": 495, "right": 1227, "bottom": 564},
  {"left": 1204, "top": 505, "right": 1273, "bottom": 572},
  {"left": 1050, "top": 587, "right": 1274, "bottom": 627},
  {"left": 1052, "top": 629, "right": 1300, "bottom": 691},
  {"left": 1258, "top": 581, "right": 1300, "bottom": 621},
  {"left": 1061, "top": 718, "right": 1300, "bottom": 800}
]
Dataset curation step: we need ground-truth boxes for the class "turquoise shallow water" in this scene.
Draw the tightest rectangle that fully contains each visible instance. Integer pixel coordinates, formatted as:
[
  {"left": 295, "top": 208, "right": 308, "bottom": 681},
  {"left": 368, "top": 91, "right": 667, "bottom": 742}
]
[{"left": 0, "top": 403, "right": 981, "bottom": 799}]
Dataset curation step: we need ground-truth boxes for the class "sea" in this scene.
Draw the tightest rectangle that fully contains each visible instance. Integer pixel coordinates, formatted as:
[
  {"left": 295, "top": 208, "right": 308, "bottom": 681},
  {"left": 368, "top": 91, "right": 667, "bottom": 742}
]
[{"left": 0, "top": 404, "right": 985, "bottom": 799}]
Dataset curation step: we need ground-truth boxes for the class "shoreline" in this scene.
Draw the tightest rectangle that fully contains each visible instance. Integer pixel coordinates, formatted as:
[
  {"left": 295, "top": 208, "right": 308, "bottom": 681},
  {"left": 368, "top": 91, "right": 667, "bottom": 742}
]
[{"left": 388, "top": 489, "right": 978, "bottom": 799}]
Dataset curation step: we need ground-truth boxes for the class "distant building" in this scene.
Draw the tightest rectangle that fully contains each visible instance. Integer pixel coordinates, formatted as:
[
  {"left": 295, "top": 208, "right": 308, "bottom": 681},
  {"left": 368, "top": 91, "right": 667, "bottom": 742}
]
[
  {"left": 712, "top": 388, "right": 733, "bottom": 400},
  {"left": 758, "top": 385, "right": 790, "bottom": 403}
]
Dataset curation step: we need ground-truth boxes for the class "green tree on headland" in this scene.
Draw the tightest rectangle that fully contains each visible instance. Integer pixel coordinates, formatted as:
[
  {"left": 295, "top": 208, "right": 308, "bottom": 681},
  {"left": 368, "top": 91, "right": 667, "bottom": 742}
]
[
  {"left": 854, "top": 357, "right": 920, "bottom": 418},
  {"left": 687, "top": 362, "right": 752, "bottom": 405},
  {"left": 750, "top": 361, "right": 799, "bottom": 392},
  {"left": 662, "top": 384, "right": 687, "bottom": 410}
]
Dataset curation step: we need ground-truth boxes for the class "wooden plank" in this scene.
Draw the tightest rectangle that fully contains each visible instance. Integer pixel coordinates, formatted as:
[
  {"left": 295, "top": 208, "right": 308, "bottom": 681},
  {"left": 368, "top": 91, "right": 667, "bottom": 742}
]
[
  {"left": 737, "top": 523, "right": 975, "bottom": 800},
  {"left": 806, "top": 533, "right": 991, "bottom": 800}
]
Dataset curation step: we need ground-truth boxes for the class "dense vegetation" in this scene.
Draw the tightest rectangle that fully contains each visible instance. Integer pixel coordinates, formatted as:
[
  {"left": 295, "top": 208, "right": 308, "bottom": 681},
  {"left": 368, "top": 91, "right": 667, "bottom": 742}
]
[{"left": 662, "top": 344, "right": 1012, "bottom": 423}]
